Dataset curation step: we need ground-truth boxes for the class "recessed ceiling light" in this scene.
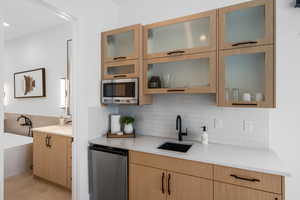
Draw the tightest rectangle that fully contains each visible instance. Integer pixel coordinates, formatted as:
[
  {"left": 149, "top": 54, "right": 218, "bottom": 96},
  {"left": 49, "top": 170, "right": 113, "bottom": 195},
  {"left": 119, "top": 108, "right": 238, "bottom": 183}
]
[{"left": 3, "top": 22, "right": 10, "bottom": 27}]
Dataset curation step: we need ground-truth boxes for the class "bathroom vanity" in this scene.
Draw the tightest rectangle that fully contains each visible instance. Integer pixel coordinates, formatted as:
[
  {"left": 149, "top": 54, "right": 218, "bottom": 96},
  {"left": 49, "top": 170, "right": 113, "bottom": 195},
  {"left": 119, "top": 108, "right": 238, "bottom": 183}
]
[{"left": 32, "top": 125, "right": 73, "bottom": 189}]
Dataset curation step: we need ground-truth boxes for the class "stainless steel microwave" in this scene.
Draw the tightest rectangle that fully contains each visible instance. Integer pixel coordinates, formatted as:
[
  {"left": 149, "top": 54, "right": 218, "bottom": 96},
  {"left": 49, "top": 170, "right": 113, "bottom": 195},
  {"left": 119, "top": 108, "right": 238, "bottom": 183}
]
[{"left": 101, "top": 78, "right": 138, "bottom": 105}]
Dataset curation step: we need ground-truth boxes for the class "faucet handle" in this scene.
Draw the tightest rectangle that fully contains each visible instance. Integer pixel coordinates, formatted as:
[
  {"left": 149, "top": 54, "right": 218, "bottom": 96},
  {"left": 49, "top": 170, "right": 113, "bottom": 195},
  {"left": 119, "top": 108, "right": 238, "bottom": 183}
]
[{"left": 183, "top": 128, "right": 188, "bottom": 136}]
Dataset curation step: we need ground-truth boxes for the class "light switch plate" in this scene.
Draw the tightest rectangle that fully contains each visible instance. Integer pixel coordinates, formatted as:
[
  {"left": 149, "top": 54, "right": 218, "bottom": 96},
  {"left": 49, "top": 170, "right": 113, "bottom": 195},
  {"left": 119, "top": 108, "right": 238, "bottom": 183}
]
[{"left": 214, "top": 119, "right": 223, "bottom": 129}]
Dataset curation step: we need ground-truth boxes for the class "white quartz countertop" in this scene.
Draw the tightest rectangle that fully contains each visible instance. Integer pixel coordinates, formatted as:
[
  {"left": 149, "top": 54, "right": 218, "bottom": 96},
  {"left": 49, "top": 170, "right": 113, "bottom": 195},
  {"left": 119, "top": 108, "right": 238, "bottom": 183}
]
[
  {"left": 89, "top": 135, "right": 290, "bottom": 177},
  {"left": 32, "top": 125, "right": 72, "bottom": 137}
]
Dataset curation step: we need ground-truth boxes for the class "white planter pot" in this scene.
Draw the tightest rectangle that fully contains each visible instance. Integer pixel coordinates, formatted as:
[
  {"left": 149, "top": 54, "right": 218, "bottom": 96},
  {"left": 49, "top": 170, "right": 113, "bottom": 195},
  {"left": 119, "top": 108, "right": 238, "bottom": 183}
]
[{"left": 124, "top": 123, "right": 133, "bottom": 134}]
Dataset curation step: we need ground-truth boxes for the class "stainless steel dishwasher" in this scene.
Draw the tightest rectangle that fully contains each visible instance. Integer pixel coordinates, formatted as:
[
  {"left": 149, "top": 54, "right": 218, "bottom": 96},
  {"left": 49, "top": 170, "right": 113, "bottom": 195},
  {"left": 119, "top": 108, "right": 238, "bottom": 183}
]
[{"left": 89, "top": 144, "right": 128, "bottom": 200}]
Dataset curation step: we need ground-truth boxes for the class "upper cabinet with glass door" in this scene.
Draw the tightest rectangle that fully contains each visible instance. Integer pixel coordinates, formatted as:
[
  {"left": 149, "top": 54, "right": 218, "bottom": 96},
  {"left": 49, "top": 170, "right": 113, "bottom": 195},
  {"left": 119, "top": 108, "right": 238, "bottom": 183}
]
[
  {"left": 144, "top": 10, "right": 217, "bottom": 59},
  {"left": 219, "top": 0, "right": 274, "bottom": 50},
  {"left": 218, "top": 46, "right": 274, "bottom": 108},
  {"left": 144, "top": 52, "right": 216, "bottom": 94},
  {"left": 102, "top": 24, "right": 142, "bottom": 63}
]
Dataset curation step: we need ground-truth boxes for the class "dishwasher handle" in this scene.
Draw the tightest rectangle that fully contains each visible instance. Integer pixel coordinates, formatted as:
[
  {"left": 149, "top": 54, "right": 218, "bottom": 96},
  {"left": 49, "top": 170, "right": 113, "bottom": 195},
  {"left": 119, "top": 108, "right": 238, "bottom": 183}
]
[{"left": 89, "top": 144, "right": 128, "bottom": 156}]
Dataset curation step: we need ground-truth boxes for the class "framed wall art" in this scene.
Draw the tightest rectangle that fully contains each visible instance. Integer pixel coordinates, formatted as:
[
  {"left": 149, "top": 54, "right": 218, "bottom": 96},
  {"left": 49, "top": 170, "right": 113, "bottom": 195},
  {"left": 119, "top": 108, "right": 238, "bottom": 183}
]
[{"left": 14, "top": 68, "right": 46, "bottom": 98}]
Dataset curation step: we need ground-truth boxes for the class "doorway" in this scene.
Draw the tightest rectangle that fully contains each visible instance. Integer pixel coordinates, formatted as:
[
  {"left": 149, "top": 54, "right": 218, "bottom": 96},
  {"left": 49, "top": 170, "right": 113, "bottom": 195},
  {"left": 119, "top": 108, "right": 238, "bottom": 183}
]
[{"left": 1, "top": 0, "right": 76, "bottom": 199}]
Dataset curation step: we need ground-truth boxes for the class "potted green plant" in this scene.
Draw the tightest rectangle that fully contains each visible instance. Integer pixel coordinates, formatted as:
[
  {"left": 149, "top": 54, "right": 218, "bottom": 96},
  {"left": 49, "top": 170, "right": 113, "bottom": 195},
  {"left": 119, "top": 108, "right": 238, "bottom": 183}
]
[{"left": 120, "top": 116, "right": 135, "bottom": 134}]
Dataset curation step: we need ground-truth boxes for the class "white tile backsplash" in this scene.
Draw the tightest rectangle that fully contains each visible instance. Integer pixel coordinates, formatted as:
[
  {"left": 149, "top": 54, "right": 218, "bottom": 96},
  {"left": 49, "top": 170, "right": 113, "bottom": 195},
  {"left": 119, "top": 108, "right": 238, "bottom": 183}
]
[{"left": 119, "top": 94, "right": 270, "bottom": 149}]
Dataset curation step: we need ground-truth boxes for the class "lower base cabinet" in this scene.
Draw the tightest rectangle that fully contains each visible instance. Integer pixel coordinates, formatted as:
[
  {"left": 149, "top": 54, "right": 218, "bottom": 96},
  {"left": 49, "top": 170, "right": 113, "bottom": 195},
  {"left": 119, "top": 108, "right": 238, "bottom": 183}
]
[
  {"left": 129, "top": 151, "right": 284, "bottom": 200},
  {"left": 129, "top": 164, "right": 213, "bottom": 200},
  {"left": 169, "top": 172, "right": 213, "bottom": 200},
  {"left": 214, "top": 182, "right": 282, "bottom": 200},
  {"left": 33, "top": 131, "right": 72, "bottom": 189},
  {"left": 130, "top": 164, "right": 165, "bottom": 200}
]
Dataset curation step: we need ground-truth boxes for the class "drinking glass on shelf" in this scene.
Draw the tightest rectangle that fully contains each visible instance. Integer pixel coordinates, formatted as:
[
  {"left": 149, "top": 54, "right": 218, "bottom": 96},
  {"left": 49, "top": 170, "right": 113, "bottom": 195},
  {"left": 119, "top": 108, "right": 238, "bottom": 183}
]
[
  {"left": 163, "top": 74, "right": 171, "bottom": 88},
  {"left": 225, "top": 88, "right": 231, "bottom": 102},
  {"left": 232, "top": 88, "right": 240, "bottom": 102},
  {"left": 255, "top": 92, "right": 264, "bottom": 102}
]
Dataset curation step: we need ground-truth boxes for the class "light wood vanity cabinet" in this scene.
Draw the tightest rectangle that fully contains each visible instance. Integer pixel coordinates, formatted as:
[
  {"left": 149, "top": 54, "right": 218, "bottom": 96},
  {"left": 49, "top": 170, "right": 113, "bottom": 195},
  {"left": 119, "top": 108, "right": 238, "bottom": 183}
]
[
  {"left": 219, "top": 0, "right": 274, "bottom": 50},
  {"left": 144, "top": 10, "right": 217, "bottom": 59},
  {"left": 129, "top": 151, "right": 284, "bottom": 200},
  {"left": 33, "top": 131, "right": 72, "bottom": 189}
]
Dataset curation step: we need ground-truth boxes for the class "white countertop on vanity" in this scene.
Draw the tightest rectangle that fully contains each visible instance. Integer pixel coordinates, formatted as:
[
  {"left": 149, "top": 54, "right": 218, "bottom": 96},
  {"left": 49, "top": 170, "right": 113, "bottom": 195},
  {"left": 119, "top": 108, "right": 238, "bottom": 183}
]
[
  {"left": 89, "top": 135, "right": 290, "bottom": 177},
  {"left": 32, "top": 125, "right": 73, "bottom": 137}
]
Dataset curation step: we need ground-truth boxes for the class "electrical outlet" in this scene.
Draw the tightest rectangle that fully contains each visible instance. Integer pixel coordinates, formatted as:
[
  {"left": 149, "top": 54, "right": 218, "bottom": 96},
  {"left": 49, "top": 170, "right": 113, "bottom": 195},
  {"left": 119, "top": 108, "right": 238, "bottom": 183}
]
[
  {"left": 243, "top": 120, "right": 254, "bottom": 133},
  {"left": 214, "top": 118, "right": 223, "bottom": 129}
]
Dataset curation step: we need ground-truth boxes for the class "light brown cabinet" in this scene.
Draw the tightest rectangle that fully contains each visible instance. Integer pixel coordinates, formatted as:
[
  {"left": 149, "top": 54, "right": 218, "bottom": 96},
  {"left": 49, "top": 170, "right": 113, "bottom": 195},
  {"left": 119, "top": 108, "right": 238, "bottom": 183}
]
[
  {"left": 144, "top": 10, "right": 217, "bottom": 59},
  {"left": 214, "top": 182, "right": 281, "bottom": 200},
  {"left": 33, "top": 131, "right": 72, "bottom": 189},
  {"left": 130, "top": 164, "right": 166, "bottom": 200},
  {"left": 129, "top": 164, "right": 213, "bottom": 200},
  {"left": 100, "top": 0, "right": 276, "bottom": 108},
  {"left": 219, "top": 0, "right": 274, "bottom": 50},
  {"left": 101, "top": 24, "right": 152, "bottom": 105},
  {"left": 144, "top": 52, "right": 216, "bottom": 94},
  {"left": 103, "top": 60, "right": 140, "bottom": 80},
  {"left": 102, "top": 24, "right": 142, "bottom": 63},
  {"left": 167, "top": 172, "right": 213, "bottom": 200},
  {"left": 129, "top": 151, "right": 213, "bottom": 200},
  {"left": 218, "top": 45, "right": 274, "bottom": 108},
  {"left": 129, "top": 150, "right": 284, "bottom": 200}
]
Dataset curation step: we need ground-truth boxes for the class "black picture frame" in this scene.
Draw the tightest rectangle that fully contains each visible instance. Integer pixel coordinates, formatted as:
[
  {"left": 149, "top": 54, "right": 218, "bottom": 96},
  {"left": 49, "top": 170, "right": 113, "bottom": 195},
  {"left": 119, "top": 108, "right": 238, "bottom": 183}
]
[{"left": 14, "top": 68, "right": 46, "bottom": 98}]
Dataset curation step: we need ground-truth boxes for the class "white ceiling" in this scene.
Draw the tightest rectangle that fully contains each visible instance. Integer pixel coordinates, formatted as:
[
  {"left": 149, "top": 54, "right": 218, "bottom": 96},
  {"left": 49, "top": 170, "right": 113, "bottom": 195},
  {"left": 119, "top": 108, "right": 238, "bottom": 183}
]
[{"left": 2, "top": 0, "right": 68, "bottom": 41}]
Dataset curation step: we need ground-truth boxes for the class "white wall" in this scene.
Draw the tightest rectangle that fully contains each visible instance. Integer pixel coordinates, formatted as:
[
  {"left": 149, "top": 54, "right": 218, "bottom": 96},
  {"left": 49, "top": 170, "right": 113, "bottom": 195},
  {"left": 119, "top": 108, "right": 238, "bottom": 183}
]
[
  {"left": 35, "top": 1, "right": 119, "bottom": 199},
  {"left": 0, "top": 15, "right": 5, "bottom": 200},
  {"left": 270, "top": 0, "right": 300, "bottom": 199},
  {"left": 121, "top": 95, "right": 269, "bottom": 148},
  {"left": 3, "top": 23, "right": 72, "bottom": 117}
]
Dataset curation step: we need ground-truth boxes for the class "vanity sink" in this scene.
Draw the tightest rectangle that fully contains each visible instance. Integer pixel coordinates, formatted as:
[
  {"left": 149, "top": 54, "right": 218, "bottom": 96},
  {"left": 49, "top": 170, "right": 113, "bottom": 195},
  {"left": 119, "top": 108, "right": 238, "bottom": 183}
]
[{"left": 158, "top": 142, "right": 192, "bottom": 153}]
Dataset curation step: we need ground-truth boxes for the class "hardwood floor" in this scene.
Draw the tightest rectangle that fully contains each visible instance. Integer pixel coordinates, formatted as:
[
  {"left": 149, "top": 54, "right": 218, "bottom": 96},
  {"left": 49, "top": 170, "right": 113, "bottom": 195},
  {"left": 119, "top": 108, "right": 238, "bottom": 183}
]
[{"left": 5, "top": 172, "right": 71, "bottom": 200}]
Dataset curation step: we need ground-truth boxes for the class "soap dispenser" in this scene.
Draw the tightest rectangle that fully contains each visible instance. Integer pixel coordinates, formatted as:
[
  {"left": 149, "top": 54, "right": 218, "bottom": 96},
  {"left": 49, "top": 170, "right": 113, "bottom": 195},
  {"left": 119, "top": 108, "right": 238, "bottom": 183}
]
[{"left": 201, "top": 126, "right": 208, "bottom": 144}]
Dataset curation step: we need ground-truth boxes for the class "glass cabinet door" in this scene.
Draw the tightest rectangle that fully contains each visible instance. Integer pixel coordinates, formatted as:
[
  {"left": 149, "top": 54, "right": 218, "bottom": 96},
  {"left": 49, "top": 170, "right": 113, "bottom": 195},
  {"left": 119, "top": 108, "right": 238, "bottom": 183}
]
[
  {"left": 103, "top": 60, "right": 139, "bottom": 80},
  {"left": 219, "top": 0, "right": 274, "bottom": 50},
  {"left": 102, "top": 24, "right": 141, "bottom": 62},
  {"left": 144, "top": 10, "right": 217, "bottom": 59},
  {"left": 144, "top": 53, "right": 216, "bottom": 94},
  {"left": 218, "top": 46, "right": 274, "bottom": 107}
]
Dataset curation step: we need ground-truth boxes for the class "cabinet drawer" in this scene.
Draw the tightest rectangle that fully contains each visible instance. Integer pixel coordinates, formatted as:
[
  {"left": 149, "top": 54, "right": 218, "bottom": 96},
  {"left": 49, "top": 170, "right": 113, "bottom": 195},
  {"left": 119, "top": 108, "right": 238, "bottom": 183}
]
[
  {"left": 129, "top": 151, "right": 212, "bottom": 179},
  {"left": 214, "top": 165, "right": 282, "bottom": 194},
  {"left": 214, "top": 182, "right": 281, "bottom": 200}
]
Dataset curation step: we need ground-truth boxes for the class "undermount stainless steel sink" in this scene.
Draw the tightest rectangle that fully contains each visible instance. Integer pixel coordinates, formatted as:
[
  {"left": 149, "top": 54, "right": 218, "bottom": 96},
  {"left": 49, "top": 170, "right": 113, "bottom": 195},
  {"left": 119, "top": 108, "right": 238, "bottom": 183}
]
[{"left": 158, "top": 142, "right": 192, "bottom": 153}]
